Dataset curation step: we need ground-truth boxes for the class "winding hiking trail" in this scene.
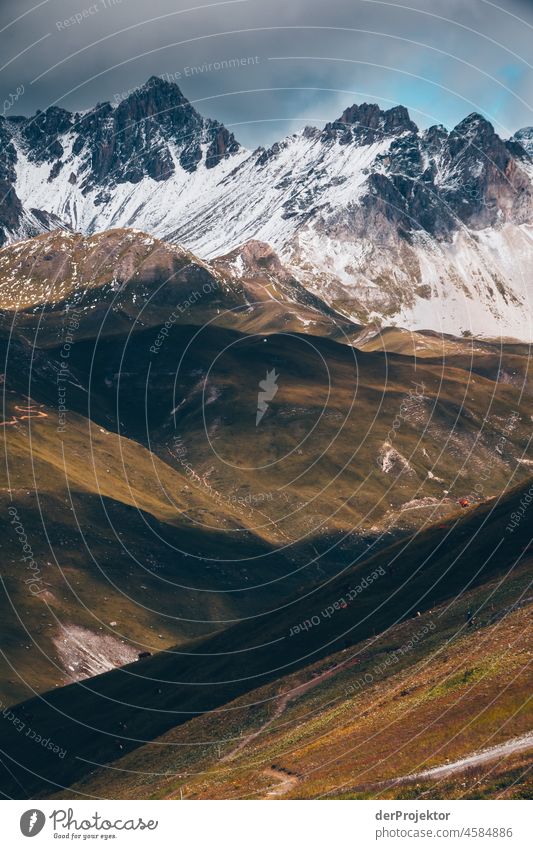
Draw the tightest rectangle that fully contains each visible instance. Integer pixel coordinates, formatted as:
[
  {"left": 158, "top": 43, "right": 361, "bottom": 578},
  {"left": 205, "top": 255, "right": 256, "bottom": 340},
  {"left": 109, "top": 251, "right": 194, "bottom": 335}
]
[
  {"left": 222, "top": 675, "right": 533, "bottom": 798},
  {"left": 165, "top": 665, "right": 530, "bottom": 800},
  {"left": 0, "top": 404, "right": 48, "bottom": 427},
  {"left": 163, "top": 664, "right": 351, "bottom": 800},
  {"left": 218, "top": 657, "right": 361, "bottom": 797},
  {"left": 264, "top": 729, "right": 533, "bottom": 798},
  {"left": 223, "top": 661, "right": 358, "bottom": 766}
]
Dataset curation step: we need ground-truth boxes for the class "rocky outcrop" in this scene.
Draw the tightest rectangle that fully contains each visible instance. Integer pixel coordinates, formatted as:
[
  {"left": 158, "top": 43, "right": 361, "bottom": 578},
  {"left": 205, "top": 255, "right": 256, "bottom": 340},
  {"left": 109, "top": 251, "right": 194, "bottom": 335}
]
[
  {"left": 322, "top": 103, "right": 418, "bottom": 145},
  {"left": 513, "top": 127, "right": 533, "bottom": 157},
  {"left": 438, "top": 114, "right": 533, "bottom": 228}
]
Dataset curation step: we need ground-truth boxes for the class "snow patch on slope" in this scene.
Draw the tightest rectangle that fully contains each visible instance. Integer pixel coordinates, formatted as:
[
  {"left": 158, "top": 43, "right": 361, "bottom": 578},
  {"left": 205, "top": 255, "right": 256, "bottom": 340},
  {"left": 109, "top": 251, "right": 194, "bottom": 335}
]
[{"left": 53, "top": 624, "right": 139, "bottom": 681}]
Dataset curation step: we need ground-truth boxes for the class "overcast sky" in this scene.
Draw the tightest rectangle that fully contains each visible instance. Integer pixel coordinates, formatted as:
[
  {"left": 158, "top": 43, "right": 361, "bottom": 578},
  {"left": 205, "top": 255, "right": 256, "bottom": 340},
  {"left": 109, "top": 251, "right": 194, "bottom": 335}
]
[{"left": 1, "top": 0, "right": 532, "bottom": 147}]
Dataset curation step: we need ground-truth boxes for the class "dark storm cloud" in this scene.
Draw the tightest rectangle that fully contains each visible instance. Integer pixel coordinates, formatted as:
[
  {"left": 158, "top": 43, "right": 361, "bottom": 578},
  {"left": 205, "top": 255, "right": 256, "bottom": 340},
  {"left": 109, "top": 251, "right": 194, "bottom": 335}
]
[{"left": 1, "top": 0, "right": 532, "bottom": 147}]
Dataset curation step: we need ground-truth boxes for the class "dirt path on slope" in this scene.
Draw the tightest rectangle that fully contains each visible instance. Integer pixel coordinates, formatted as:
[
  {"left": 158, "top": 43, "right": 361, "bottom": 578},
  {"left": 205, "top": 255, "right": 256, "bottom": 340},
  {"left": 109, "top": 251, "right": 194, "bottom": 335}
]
[
  {"left": 406, "top": 731, "right": 533, "bottom": 782},
  {"left": 237, "top": 659, "right": 360, "bottom": 797},
  {"left": 220, "top": 690, "right": 294, "bottom": 764},
  {"left": 264, "top": 766, "right": 300, "bottom": 797},
  {"left": 0, "top": 404, "right": 48, "bottom": 427},
  {"left": 354, "top": 731, "right": 533, "bottom": 795},
  {"left": 223, "top": 657, "right": 360, "bottom": 766},
  {"left": 164, "top": 658, "right": 359, "bottom": 799}
]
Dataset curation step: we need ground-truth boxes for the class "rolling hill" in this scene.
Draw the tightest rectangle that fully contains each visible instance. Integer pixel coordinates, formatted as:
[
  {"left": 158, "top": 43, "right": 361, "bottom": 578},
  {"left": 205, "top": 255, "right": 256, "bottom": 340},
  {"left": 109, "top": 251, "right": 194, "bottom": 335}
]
[{"left": 0, "top": 228, "right": 531, "bottom": 710}]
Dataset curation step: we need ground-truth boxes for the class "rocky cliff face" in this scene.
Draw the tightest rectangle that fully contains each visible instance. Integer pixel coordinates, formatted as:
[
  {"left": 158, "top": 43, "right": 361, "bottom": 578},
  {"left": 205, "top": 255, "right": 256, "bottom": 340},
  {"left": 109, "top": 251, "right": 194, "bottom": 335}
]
[
  {"left": 0, "top": 115, "right": 68, "bottom": 245},
  {"left": 322, "top": 103, "right": 418, "bottom": 144},
  {"left": 68, "top": 77, "right": 240, "bottom": 191},
  {"left": 2, "top": 77, "right": 533, "bottom": 338},
  {"left": 513, "top": 127, "right": 533, "bottom": 157},
  {"left": 0, "top": 117, "right": 22, "bottom": 242}
]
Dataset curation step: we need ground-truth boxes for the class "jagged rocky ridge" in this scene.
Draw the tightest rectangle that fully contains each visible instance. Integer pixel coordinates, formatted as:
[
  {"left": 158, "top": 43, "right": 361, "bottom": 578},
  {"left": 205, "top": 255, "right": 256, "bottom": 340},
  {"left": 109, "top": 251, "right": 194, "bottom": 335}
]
[{"left": 1, "top": 76, "right": 533, "bottom": 338}]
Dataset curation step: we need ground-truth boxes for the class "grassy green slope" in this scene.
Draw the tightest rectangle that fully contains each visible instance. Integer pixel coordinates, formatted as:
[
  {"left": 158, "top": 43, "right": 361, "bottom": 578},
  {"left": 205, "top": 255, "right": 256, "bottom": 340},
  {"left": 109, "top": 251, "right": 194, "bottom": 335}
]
[
  {"left": 73, "top": 563, "right": 530, "bottom": 800},
  {"left": 62, "top": 322, "right": 533, "bottom": 543},
  {"left": 2, "top": 316, "right": 530, "bottom": 708},
  {"left": 0, "top": 477, "right": 531, "bottom": 799},
  {"left": 0, "top": 366, "right": 306, "bottom": 707}
]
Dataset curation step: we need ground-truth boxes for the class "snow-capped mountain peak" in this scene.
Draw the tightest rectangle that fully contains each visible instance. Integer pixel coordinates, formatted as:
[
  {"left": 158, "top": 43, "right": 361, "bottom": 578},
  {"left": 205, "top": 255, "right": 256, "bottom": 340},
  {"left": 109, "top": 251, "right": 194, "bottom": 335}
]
[{"left": 1, "top": 77, "right": 532, "bottom": 340}]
